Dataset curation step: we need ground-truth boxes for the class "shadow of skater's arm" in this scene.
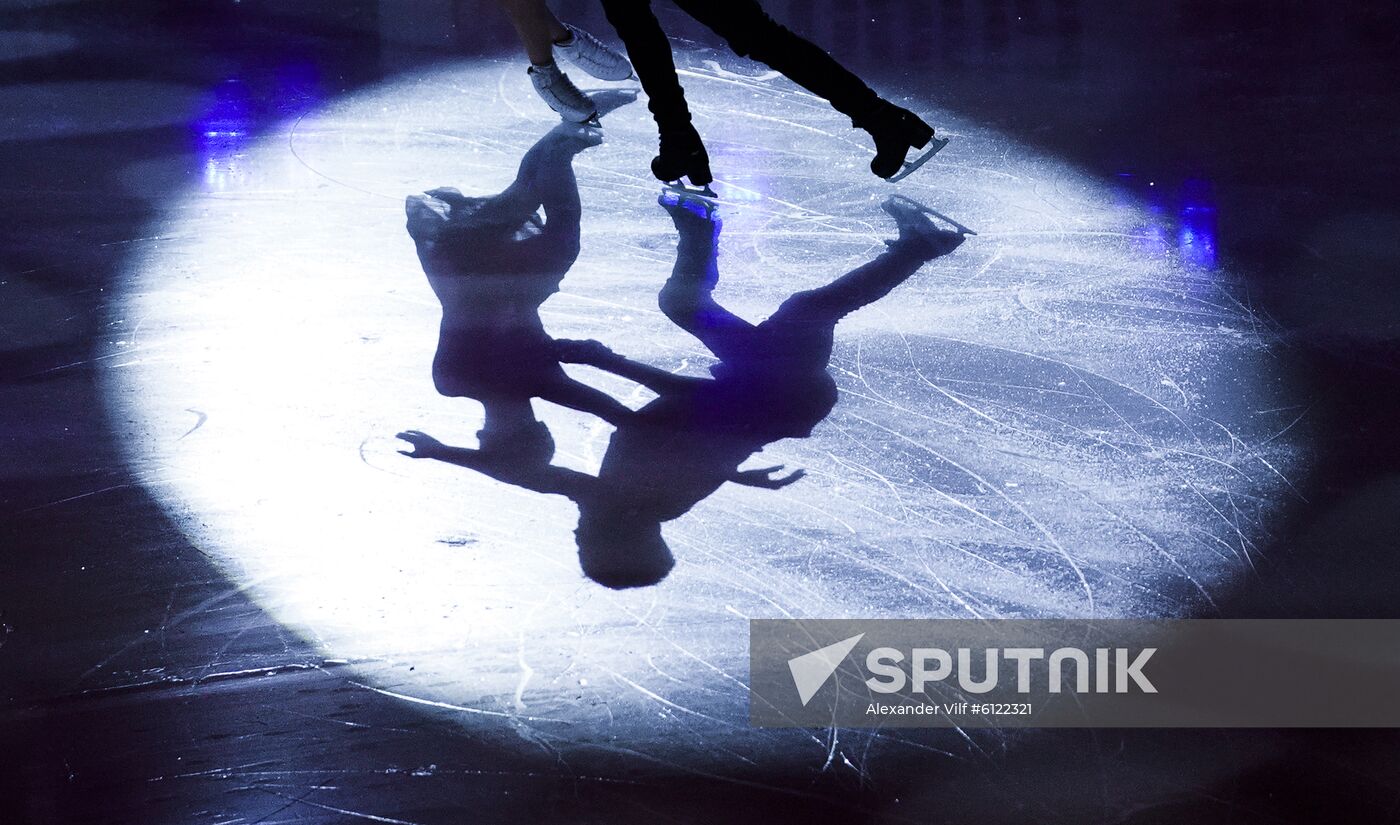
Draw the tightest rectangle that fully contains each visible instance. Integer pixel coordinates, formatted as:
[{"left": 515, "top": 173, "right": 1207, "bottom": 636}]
[
  {"left": 555, "top": 338, "right": 707, "bottom": 396},
  {"left": 539, "top": 377, "right": 636, "bottom": 426},
  {"left": 730, "top": 465, "right": 807, "bottom": 490},
  {"left": 396, "top": 430, "right": 594, "bottom": 499}
]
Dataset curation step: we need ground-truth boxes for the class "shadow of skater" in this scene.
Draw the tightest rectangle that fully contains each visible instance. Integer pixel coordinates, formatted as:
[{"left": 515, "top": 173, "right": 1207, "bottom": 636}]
[
  {"left": 404, "top": 121, "right": 631, "bottom": 463},
  {"left": 399, "top": 192, "right": 967, "bottom": 589}
]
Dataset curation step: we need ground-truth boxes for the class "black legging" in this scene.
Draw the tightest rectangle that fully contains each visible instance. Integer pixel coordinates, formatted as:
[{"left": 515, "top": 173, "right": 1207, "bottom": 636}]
[{"left": 600, "top": 0, "right": 884, "bottom": 132}]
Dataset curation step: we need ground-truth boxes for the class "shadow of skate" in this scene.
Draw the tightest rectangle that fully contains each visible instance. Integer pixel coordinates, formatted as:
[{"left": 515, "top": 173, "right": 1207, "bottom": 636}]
[{"left": 588, "top": 87, "right": 640, "bottom": 120}]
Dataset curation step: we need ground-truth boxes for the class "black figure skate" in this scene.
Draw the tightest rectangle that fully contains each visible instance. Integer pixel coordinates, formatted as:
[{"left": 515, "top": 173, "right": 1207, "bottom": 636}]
[
  {"left": 858, "top": 104, "right": 949, "bottom": 182},
  {"left": 652, "top": 123, "right": 716, "bottom": 199}
]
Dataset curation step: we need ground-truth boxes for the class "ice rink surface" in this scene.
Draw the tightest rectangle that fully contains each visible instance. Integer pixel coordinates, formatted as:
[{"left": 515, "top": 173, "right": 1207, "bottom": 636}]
[
  {"left": 107, "top": 57, "right": 1300, "bottom": 772},
  {"left": 5, "top": 2, "right": 1400, "bottom": 822}
]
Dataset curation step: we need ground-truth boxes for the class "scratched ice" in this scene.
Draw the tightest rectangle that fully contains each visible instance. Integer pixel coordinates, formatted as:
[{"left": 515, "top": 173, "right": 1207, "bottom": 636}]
[{"left": 106, "top": 59, "right": 1303, "bottom": 775}]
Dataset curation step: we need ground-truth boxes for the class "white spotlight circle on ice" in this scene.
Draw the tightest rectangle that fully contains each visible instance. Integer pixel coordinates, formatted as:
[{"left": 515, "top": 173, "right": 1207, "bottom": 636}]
[{"left": 105, "top": 60, "right": 1301, "bottom": 769}]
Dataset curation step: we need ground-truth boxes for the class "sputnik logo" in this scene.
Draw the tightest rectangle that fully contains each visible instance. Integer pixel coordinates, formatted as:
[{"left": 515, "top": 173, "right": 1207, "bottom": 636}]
[{"left": 787, "top": 633, "right": 864, "bottom": 706}]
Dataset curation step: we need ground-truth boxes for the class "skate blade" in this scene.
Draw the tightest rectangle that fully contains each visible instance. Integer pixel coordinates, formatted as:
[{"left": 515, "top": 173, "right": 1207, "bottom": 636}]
[
  {"left": 886, "top": 193, "right": 977, "bottom": 236},
  {"left": 663, "top": 181, "right": 719, "bottom": 202},
  {"left": 886, "top": 136, "right": 950, "bottom": 183}
]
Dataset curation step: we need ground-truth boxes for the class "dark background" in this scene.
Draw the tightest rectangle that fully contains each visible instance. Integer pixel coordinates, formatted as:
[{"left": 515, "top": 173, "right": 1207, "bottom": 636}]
[{"left": 1, "top": 1, "right": 1398, "bottom": 822}]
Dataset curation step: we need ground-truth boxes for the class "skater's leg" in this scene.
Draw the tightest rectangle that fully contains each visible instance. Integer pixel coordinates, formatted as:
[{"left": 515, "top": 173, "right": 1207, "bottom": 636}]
[
  {"left": 497, "top": 0, "right": 598, "bottom": 123},
  {"left": 497, "top": 0, "right": 571, "bottom": 64},
  {"left": 496, "top": 0, "right": 601, "bottom": 123},
  {"left": 670, "top": 0, "right": 881, "bottom": 120},
  {"left": 599, "top": 0, "right": 711, "bottom": 184},
  {"left": 599, "top": 0, "right": 691, "bottom": 128},
  {"left": 673, "top": 0, "right": 939, "bottom": 179}
]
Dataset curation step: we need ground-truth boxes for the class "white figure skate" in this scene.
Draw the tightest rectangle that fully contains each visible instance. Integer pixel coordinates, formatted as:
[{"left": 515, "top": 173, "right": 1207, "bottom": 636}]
[
  {"left": 528, "top": 62, "right": 599, "bottom": 125},
  {"left": 554, "top": 23, "right": 634, "bottom": 81}
]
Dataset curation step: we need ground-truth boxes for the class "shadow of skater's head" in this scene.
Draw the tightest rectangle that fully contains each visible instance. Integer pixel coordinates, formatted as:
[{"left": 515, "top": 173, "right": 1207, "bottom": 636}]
[{"left": 574, "top": 508, "right": 675, "bottom": 589}]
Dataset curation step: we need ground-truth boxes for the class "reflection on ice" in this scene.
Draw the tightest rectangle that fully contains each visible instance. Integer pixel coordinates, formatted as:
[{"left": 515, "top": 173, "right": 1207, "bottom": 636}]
[
  {"left": 1116, "top": 171, "right": 1219, "bottom": 271},
  {"left": 196, "top": 64, "right": 325, "bottom": 192}
]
